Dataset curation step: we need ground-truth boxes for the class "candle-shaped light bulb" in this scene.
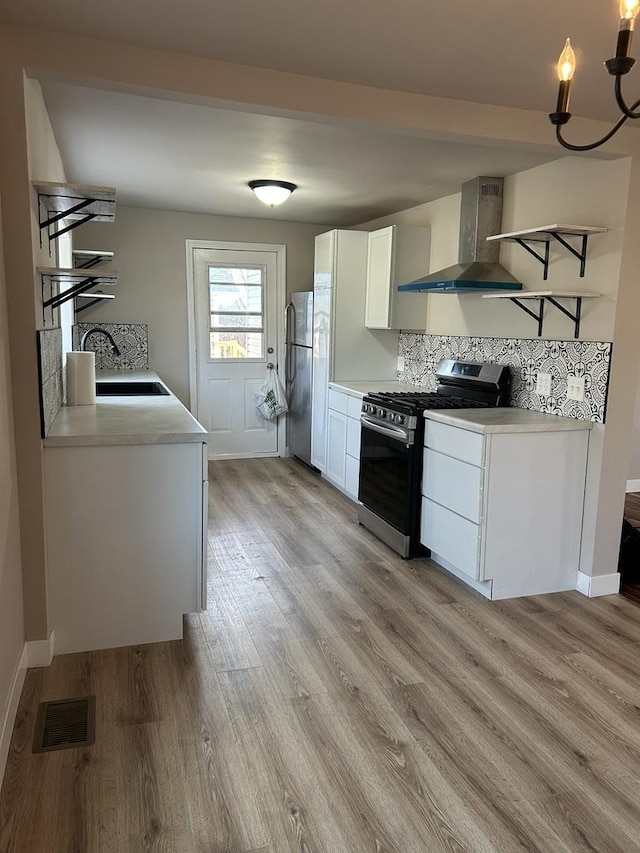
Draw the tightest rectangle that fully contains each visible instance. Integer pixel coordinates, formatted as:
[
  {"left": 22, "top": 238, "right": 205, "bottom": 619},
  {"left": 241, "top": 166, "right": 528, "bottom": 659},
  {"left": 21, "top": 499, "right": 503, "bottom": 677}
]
[
  {"left": 555, "top": 39, "right": 575, "bottom": 114},
  {"left": 557, "top": 38, "right": 576, "bottom": 81},
  {"left": 620, "top": 0, "right": 640, "bottom": 21},
  {"left": 617, "top": 0, "right": 640, "bottom": 56}
]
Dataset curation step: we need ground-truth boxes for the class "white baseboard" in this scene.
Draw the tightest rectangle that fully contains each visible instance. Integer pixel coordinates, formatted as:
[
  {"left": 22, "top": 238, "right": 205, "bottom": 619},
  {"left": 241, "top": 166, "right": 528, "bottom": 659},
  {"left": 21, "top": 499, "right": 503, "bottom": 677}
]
[
  {"left": 576, "top": 571, "right": 621, "bottom": 597},
  {"left": 26, "top": 630, "right": 55, "bottom": 668},
  {"left": 0, "top": 645, "right": 28, "bottom": 788},
  {"left": 627, "top": 479, "right": 640, "bottom": 493}
]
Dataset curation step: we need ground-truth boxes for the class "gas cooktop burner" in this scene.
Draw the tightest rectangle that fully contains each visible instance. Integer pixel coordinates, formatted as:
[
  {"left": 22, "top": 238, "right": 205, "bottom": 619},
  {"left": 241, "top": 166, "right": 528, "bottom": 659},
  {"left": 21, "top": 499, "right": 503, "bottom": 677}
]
[{"left": 366, "top": 391, "right": 490, "bottom": 409}]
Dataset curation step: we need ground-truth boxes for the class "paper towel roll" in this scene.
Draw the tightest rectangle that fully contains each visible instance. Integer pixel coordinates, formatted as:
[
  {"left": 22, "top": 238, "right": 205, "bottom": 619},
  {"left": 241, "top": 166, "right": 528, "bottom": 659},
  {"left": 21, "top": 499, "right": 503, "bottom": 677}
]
[{"left": 66, "top": 351, "right": 96, "bottom": 405}]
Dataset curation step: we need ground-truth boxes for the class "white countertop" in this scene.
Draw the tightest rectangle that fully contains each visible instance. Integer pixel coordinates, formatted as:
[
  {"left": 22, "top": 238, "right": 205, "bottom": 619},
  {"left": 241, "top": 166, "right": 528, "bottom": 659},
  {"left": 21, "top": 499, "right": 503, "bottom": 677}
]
[
  {"left": 328, "top": 379, "right": 432, "bottom": 398},
  {"left": 44, "top": 370, "right": 208, "bottom": 447},
  {"left": 424, "top": 407, "right": 594, "bottom": 434}
]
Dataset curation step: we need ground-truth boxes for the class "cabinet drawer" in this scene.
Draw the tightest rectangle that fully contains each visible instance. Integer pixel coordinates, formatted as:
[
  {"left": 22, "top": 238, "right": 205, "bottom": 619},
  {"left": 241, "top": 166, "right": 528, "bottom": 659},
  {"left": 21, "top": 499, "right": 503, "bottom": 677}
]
[
  {"left": 347, "top": 395, "right": 363, "bottom": 420},
  {"left": 346, "top": 416, "right": 361, "bottom": 458},
  {"left": 328, "top": 388, "right": 348, "bottom": 414},
  {"left": 420, "top": 498, "right": 481, "bottom": 579},
  {"left": 424, "top": 420, "right": 485, "bottom": 467},
  {"left": 422, "top": 448, "right": 483, "bottom": 523}
]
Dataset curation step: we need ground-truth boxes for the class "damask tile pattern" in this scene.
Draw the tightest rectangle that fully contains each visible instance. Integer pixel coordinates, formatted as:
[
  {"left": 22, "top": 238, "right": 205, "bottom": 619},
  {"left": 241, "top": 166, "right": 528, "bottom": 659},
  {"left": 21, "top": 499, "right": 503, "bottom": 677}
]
[
  {"left": 73, "top": 323, "right": 149, "bottom": 369},
  {"left": 37, "top": 328, "right": 63, "bottom": 436},
  {"left": 398, "top": 334, "right": 612, "bottom": 423}
]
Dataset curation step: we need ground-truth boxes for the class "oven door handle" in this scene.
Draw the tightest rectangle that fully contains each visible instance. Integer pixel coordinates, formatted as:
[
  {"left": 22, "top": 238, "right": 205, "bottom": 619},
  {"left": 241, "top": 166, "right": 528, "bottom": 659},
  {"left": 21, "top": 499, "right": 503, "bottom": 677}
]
[{"left": 360, "top": 415, "right": 414, "bottom": 445}]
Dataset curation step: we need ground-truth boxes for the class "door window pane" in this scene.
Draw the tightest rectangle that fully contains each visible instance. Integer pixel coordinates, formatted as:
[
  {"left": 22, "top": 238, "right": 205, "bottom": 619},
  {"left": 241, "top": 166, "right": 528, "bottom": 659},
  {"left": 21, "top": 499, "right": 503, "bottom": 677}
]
[
  {"left": 209, "top": 265, "right": 265, "bottom": 359},
  {"left": 210, "top": 284, "right": 262, "bottom": 314},
  {"left": 211, "top": 313, "right": 263, "bottom": 329},
  {"left": 210, "top": 332, "right": 264, "bottom": 360}
]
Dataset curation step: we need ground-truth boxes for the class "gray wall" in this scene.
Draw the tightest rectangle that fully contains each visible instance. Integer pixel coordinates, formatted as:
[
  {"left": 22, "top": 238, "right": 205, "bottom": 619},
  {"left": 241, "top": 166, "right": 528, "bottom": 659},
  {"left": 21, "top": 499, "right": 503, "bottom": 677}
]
[
  {"left": 630, "top": 382, "right": 640, "bottom": 483},
  {"left": 75, "top": 206, "right": 329, "bottom": 404},
  {"left": 0, "top": 194, "right": 24, "bottom": 743}
]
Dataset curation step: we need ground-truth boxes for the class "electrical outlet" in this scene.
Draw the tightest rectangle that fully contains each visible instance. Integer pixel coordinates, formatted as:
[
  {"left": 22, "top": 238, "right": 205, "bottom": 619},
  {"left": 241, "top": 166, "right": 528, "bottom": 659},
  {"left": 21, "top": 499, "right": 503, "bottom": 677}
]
[
  {"left": 536, "top": 372, "right": 552, "bottom": 396},
  {"left": 397, "top": 355, "right": 405, "bottom": 377},
  {"left": 567, "top": 375, "right": 586, "bottom": 402}
]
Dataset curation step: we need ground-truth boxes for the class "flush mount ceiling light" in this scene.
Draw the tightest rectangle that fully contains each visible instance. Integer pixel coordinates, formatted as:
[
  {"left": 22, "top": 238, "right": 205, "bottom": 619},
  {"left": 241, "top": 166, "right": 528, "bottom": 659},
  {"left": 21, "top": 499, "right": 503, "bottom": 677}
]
[
  {"left": 549, "top": 0, "right": 640, "bottom": 150},
  {"left": 248, "top": 179, "right": 297, "bottom": 207}
]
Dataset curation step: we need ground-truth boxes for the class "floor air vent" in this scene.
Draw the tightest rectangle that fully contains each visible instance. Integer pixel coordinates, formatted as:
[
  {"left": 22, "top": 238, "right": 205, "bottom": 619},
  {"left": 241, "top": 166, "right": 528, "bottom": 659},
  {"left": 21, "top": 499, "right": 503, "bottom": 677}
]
[{"left": 33, "top": 696, "right": 96, "bottom": 753}]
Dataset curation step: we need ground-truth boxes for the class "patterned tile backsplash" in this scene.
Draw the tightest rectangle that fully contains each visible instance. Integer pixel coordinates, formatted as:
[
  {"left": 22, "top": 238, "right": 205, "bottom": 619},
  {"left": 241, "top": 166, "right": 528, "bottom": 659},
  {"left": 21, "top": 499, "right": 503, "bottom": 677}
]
[
  {"left": 73, "top": 323, "right": 149, "bottom": 369},
  {"left": 37, "top": 328, "right": 63, "bottom": 436},
  {"left": 398, "top": 334, "right": 612, "bottom": 423}
]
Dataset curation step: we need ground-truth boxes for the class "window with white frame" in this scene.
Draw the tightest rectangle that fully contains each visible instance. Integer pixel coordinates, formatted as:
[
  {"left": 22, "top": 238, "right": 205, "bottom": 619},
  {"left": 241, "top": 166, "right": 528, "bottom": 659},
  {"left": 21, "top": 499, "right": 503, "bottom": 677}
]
[{"left": 208, "top": 264, "right": 265, "bottom": 360}]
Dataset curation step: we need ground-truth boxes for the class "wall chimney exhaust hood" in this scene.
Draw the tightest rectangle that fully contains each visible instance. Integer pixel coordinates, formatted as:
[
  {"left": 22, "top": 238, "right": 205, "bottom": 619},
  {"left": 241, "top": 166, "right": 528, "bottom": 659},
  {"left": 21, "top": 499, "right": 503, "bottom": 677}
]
[{"left": 398, "top": 176, "right": 523, "bottom": 294}]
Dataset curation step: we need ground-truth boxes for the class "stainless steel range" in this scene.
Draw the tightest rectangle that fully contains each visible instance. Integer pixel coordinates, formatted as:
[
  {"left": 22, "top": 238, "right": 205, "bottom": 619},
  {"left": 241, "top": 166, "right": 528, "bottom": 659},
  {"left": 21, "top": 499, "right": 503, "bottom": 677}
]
[{"left": 357, "top": 359, "right": 511, "bottom": 558}]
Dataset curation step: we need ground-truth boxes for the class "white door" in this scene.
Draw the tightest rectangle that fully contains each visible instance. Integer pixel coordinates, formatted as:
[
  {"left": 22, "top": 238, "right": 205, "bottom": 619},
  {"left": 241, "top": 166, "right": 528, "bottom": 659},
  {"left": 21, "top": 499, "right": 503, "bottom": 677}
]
[{"left": 193, "top": 247, "right": 281, "bottom": 460}]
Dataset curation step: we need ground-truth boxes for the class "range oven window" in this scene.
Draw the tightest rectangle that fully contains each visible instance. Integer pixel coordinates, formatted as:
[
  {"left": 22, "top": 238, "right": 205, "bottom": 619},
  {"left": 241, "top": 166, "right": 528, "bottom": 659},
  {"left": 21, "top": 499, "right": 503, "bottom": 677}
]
[{"left": 358, "top": 425, "right": 414, "bottom": 533}]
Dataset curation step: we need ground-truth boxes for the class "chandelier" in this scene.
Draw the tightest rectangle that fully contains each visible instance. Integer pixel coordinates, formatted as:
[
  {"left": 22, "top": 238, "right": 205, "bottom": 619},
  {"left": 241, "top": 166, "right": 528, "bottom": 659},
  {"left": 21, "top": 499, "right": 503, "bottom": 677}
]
[{"left": 550, "top": 0, "right": 640, "bottom": 150}]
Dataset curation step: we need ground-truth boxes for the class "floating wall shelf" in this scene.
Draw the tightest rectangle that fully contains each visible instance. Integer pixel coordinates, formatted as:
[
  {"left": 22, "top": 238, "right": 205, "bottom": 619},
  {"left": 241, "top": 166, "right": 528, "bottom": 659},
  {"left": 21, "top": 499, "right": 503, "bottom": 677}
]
[
  {"left": 72, "top": 251, "right": 116, "bottom": 314},
  {"left": 74, "top": 292, "right": 116, "bottom": 316},
  {"left": 72, "top": 249, "right": 115, "bottom": 270},
  {"left": 38, "top": 267, "right": 118, "bottom": 325},
  {"left": 482, "top": 290, "right": 601, "bottom": 338},
  {"left": 486, "top": 224, "right": 607, "bottom": 280},
  {"left": 33, "top": 181, "right": 116, "bottom": 249}
]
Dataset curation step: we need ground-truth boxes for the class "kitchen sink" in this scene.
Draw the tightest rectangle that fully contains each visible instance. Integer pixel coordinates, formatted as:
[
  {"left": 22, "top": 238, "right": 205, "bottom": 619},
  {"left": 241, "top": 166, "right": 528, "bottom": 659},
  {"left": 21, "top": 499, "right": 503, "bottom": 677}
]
[{"left": 95, "top": 381, "right": 169, "bottom": 396}]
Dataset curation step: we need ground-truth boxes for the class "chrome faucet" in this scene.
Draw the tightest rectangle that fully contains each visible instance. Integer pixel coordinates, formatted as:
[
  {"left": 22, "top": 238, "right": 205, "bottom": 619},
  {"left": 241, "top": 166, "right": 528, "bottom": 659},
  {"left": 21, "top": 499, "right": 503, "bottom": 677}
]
[{"left": 80, "top": 327, "right": 121, "bottom": 357}]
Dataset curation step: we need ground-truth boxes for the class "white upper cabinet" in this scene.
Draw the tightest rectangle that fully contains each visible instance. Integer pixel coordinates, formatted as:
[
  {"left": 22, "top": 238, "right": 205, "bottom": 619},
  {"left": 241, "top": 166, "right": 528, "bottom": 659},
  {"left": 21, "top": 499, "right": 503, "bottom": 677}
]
[{"left": 364, "top": 224, "right": 431, "bottom": 331}]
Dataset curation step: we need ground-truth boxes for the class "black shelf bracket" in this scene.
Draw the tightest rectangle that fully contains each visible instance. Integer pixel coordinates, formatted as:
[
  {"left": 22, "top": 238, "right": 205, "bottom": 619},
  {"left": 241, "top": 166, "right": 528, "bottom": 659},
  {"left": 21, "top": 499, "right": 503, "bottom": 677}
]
[
  {"left": 501, "top": 295, "right": 585, "bottom": 338},
  {"left": 42, "top": 275, "right": 96, "bottom": 310},
  {"left": 74, "top": 297, "right": 105, "bottom": 314},
  {"left": 550, "top": 233, "right": 589, "bottom": 277},
  {"left": 509, "top": 296, "right": 546, "bottom": 337},
  {"left": 73, "top": 255, "right": 105, "bottom": 270},
  {"left": 546, "top": 295, "right": 584, "bottom": 338},
  {"left": 513, "top": 238, "right": 551, "bottom": 280},
  {"left": 509, "top": 232, "right": 592, "bottom": 280},
  {"left": 37, "top": 194, "right": 100, "bottom": 249}
]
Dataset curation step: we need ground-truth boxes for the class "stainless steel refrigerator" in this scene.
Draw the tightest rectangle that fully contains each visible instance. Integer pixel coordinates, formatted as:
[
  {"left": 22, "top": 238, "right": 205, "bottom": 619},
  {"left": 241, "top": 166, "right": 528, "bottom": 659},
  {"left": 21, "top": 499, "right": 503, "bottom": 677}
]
[{"left": 285, "top": 291, "right": 314, "bottom": 467}]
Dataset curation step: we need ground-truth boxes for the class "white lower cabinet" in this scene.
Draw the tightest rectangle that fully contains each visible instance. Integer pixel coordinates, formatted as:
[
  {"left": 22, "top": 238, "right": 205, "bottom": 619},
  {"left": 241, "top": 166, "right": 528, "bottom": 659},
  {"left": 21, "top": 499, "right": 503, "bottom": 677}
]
[
  {"left": 345, "top": 454, "right": 360, "bottom": 499},
  {"left": 44, "top": 440, "right": 208, "bottom": 654},
  {"left": 420, "top": 499, "right": 481, "bottom": 579},
  {"left": 326, "top": 388, "right": 362, "bottom": 500},
  {"left": 420, "top": 418, "right": 589, "bottom": 600},
  {"left": 326, "top": 407, "right": 347, "bottom": 489}
]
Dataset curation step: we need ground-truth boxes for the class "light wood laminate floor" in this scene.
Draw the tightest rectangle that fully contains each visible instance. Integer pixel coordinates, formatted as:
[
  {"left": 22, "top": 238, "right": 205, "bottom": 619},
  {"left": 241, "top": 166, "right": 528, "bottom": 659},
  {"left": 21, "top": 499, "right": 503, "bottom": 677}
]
[{"left": 3, "top": 457, "right": 640, "bottom": 851}]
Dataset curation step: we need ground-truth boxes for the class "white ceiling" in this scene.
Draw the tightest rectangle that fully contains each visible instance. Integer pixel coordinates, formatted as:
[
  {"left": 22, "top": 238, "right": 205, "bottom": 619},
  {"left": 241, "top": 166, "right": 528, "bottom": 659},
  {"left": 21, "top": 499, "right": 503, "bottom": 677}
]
[
  {"left": 10, "top": 0, "right": 628, "bottom": 224},
  {"left": 41, "top": 82, "right": 561, "bottom": 225}
]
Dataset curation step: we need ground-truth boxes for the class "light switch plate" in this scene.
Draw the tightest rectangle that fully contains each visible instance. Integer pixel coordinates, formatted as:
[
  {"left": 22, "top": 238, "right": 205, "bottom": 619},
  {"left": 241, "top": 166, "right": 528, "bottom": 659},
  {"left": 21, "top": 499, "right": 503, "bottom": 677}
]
[
  {"left": 536, "top": 372, "right": 552, "bottom": 396},
  {"left": 567, "top": 375, "right": 585, "bottom": 402}
]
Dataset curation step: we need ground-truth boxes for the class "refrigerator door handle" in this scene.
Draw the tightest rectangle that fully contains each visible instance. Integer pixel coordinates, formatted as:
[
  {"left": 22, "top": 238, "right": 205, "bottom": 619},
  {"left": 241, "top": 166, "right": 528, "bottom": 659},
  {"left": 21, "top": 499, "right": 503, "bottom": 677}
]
[
  {"left": 284, "top": 301, "right": 296, "bottom": 383},
  {"left": 284, "top": 301, "right": 293, "bottom": 344}
]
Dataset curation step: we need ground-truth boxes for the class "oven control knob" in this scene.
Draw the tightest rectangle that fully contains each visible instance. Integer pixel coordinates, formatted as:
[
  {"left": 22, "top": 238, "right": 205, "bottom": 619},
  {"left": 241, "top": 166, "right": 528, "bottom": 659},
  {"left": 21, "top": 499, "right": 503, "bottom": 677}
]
[
  {"left": 388, "top": 412, "right": 396, "bottom": 423},
  {"left": 378, "top": 408, "right": 387, "bottom": 419},
  {"left": 396, "top": 414, "right": 405, "bottom": 424}
]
